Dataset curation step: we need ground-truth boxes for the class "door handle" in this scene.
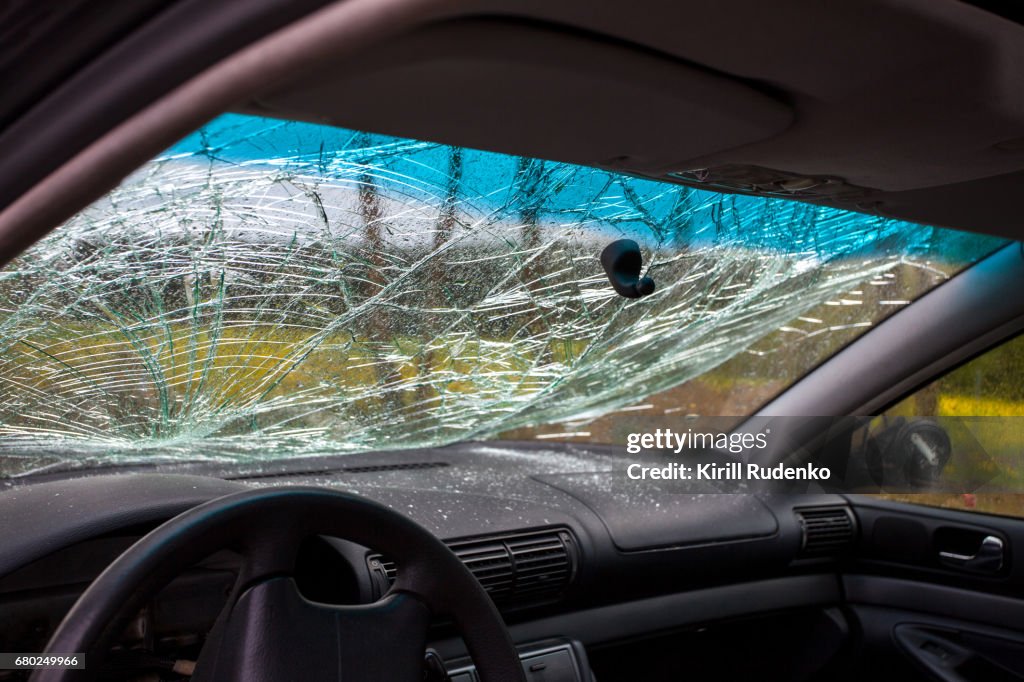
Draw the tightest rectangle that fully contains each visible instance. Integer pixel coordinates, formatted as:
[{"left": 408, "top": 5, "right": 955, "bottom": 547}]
[{"left": 938, "top": 535, "right": 1004, "bottom": 572}]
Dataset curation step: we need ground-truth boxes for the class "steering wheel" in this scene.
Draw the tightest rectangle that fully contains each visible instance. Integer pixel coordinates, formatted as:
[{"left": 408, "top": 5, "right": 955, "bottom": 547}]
[{"left": 32, "top": 486, "right": 527, "bottom": 682}]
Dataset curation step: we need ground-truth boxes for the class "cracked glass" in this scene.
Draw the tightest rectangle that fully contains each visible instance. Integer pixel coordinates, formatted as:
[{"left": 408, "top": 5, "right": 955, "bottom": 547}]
[{"left": 0, "top": 114, "right": 1006, "bottom": 474}]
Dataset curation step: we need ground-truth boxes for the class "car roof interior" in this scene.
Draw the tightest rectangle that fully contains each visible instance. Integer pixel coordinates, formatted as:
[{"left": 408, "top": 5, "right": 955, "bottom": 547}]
[
  {"left": 248, "top": 1, "right": 1024, "bottom": 240},
  {"left": 2, "top": 0, "right": 1024, "bottom": 245}
]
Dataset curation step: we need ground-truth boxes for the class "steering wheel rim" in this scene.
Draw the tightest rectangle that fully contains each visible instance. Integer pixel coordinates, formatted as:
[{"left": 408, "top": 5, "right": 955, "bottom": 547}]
[{"left": 31, "top": 486, "right": 526, "bottom": 682}]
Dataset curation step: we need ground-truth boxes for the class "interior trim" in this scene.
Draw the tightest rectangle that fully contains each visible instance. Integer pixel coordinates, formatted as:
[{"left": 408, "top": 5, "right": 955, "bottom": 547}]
[
  {"left": 0, "top": 0, "right": 339, "bottom": 213},
  {"left": 844, "top": 574, "right": 1024, "bottom": 633},
  {"left": 429, "top": 574, "right": 841, "bottom": 659}
]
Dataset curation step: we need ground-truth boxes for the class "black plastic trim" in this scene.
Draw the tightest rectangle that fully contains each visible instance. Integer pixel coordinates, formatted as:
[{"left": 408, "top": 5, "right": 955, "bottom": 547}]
[
  {"left": 845, "top": 575, "right": 1024, "bottom": 633},
  {"left": 428, "top": 574, "right": 841, "bottom": 660}
]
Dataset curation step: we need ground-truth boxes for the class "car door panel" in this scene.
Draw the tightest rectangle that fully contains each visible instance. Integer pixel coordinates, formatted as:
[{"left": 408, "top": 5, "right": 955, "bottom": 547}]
[{"left": 842, "top": 496, "right": 1024, "bottom": 681}]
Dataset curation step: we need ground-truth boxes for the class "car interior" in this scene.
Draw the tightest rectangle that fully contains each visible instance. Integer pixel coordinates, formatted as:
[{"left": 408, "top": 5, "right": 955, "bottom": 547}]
[{"left": 3, "top": 1, "right": 1024, "bottom": 681}]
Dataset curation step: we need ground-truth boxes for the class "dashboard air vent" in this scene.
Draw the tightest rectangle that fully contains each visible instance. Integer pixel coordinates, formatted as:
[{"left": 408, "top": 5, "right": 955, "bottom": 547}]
[
  {"left": 369, "top": 527, "right": 578, "bottom": 607},
  {"left": 796, "top": 506, "right": 856, "bottom": 557}
]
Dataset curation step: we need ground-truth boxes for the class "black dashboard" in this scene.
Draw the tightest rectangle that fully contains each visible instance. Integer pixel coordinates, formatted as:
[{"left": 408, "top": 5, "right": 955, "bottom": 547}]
[{"left": 0, "top": 442, "right": 857, "bottom": 680}]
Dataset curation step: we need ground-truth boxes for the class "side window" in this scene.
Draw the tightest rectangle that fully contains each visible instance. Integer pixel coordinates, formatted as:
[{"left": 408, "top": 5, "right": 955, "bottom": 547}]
[{"left": 868, "top": 333, "right": 1024, "bottom": 516}]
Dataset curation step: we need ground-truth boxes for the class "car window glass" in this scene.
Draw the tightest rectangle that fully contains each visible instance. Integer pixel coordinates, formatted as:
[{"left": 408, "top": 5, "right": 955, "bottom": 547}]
[{"left": 870, "top": 333, "right": 1024, "bottom": 516}]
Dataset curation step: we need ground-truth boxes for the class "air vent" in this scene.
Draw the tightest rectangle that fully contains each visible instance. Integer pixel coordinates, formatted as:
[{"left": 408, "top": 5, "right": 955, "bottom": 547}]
[
  {"left": 796, "top": 507, "right": 856, "bottom": 557},
  {"left": 368, "top": 528, "right": 578, "bottom": 608}
]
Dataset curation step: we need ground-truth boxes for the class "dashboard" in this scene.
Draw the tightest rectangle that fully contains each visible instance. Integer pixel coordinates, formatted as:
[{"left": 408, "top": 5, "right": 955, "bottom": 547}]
[{"left": 0, "top": 442, "right": 855, "bottom": 680}]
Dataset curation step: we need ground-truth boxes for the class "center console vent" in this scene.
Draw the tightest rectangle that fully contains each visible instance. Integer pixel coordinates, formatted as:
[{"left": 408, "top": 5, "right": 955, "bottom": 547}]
[
  {"left": 368, "top": 527, "right": 579, "bottom": 608},
  {"left": 796, "top": 506, "right": 856, "bottom": 558}
]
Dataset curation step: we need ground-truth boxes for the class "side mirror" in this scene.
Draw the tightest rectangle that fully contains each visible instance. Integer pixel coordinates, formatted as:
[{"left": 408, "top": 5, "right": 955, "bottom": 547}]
[{"left": 865, "top": 417, "right": 952, "bottom": 490}]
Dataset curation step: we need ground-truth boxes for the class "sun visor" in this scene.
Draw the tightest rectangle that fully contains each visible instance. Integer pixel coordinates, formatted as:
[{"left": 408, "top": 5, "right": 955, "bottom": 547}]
[{"left": 249, "top": 19, "right": 793, "bottom": 170}]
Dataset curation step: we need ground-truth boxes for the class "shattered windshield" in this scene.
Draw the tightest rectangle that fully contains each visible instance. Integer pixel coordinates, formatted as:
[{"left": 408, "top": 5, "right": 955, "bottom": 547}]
[{"left": 0, "top": 114, "right": 1005, "bottom": 474}]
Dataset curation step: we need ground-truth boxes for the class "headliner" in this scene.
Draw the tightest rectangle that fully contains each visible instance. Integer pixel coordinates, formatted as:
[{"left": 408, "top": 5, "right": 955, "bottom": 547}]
[{"left": 0, "top": 0, "right": 1023, "bottom": 248}]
